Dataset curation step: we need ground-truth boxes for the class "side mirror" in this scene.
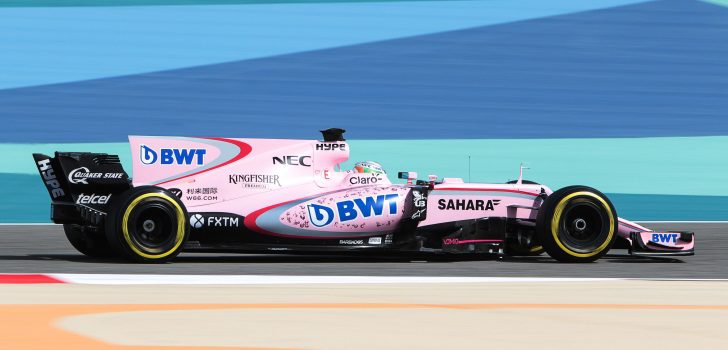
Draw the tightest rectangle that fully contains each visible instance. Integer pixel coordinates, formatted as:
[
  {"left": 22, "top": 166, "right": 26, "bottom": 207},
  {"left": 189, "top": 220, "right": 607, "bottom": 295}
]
[{"left": 398, "top": 171, "right": 418, "bottom": 185}]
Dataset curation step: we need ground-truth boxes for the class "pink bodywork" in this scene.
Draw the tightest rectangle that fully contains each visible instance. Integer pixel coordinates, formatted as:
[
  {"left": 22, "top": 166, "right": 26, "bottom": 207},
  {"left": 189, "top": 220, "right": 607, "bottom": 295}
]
[
  {"left": 128, "top": 136, "right": 693, "bottom": 251},
  {"left": 130, "top": 136, "right": 405, "bottom": 238}
]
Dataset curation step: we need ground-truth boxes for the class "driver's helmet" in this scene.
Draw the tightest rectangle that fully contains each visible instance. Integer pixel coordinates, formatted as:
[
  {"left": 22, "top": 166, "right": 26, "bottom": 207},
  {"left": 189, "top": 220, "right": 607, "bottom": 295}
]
[{"left": 354, "top": 161, "right": 386, "bottom": 175}]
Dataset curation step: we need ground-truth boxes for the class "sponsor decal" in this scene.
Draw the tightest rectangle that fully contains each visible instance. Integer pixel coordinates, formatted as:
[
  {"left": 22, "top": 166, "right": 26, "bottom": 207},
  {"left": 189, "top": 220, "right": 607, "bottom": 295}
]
[
  {"left": 437, "top": 198, "right": 501, "bottom": 211},
  {"left": 349, "top": 173, "right": 381, "bottom": 185},
  {"left": 36, "top": 159, "right": 65, "bottom": 199},
  {"left": 316, "top": 143, "right": 346, "bottom": 151},
  {"left": 140, "top": 145, "right": 206, "bottom": 165},
  {"left": 185, "top": 187, "right": 218, "bottom": 201},
  {"left": 140, "top": 145, "right": 157, "bottom": 164},
  {"left": 207, "top": 216, "right": 240, "bottom": 227},
  {"left": 307, "top": 194, "right": 399, "bottom": 227},
  {"left": 168, "top": 188, "right": 183, "bottom": 198},
  {"left": 190, "top": 214, "right": 204, "bottom": 228},
  {"left": 67, "top": 167, "right": 124, "bottom": 185},
  {"left": 443, "top": 238, "right": 460, "bottom": 245},
  {"left": 316, "top": 169, "right": 333, "bottom": 179},
  {"left": 228, "top": 174, "right": 281, "bottom": 189},
  {"left": 413, "top": 191, "right": 427, "bottom": 208},
  {"left": 384, "top": 234, "right": 393, "bottom": 244},
  {"left": 411, "top": 209, "right": 425, "bottom": 220},
  {"left": 75, "top": 193, "right": 111, "bottom": 205},
  {"left": 651, "top": 233, "right": 678, "bottom": 244},
  {"left": 411, "top": 190, "right": 427, "bottom": 220},
  {"left": 368, "top": 237, "right": 382, "bottom": 245},
  {"left": 339, "top": 239, "right": 364, "bottom": 245},
  {"left": 189, "top": 213, "right": 241, "bottom": 229},
  {"left": 272, "top": 155, "right": 311, "bottom": 167},
  {"left": 307, "top": 205, "right": 334, "bottom": 227}
]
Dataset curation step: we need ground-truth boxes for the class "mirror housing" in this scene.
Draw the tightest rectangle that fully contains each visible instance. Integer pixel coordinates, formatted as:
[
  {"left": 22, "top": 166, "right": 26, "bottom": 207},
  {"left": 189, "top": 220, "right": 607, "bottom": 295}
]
[{"left": 398, "top": 171, "right": 418, "bottom": 185}]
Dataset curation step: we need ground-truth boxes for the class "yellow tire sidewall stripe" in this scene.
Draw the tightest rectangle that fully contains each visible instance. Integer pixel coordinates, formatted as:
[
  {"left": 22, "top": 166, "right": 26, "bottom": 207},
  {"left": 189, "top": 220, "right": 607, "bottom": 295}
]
[
  {"left": 121, "top": 193, "right": 186, "bottom": 260},
  {"left": 550, "top": 191, "right": 615, "bottom": 258}
]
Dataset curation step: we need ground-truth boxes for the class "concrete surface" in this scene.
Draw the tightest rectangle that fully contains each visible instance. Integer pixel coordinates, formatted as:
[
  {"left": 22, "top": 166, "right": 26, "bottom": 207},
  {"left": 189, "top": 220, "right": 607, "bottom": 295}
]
[{"left": 0, "top": 223, "right": 723, "bottom": 278}]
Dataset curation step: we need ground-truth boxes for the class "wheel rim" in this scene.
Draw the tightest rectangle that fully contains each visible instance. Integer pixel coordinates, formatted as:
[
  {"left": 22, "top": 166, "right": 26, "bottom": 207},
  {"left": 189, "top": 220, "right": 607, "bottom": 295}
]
[
  {"left": 130, "top": 203, "right": 176, "bottom": 251},
  {"left": 558, "top": 198, "right": 609, "bottom": 254},
  {"left": 124, "top": 196, "right": 182, "bottom": 256}
]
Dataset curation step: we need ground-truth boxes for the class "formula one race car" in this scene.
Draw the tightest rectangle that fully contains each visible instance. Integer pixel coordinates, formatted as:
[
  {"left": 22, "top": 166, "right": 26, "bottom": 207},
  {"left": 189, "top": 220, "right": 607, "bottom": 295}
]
[{"left": 33, "top": 129, "right": 694, "bottom": 263}]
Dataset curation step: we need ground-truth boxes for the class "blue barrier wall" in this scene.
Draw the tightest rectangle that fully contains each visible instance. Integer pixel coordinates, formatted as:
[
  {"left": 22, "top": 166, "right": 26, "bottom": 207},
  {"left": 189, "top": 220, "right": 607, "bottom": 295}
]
[{"left": 2, "top": 0, "right": 727, "bottom": 222}]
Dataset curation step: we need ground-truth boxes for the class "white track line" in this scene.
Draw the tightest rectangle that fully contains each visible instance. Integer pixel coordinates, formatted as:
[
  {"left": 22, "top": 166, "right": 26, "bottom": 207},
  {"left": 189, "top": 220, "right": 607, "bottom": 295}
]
[
  {"left": 39, "top": 274, "right": 728, "bottom": 285},
  {"left": 47, "top": 274, "right": 621, "bottom": 285},
  {"left": 0, "top": 274, "right": 722, "bottom": 285}
]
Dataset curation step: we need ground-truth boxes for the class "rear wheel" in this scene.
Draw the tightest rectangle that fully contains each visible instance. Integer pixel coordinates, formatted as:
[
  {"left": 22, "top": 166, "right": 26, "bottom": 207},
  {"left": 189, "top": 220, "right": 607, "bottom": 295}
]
[
  {"left": 63, "top": 224, "right": 113, "bottom": 258},
  {"left": 105, "top": 186, "right": 189, "bottom": 263},
  {"left": 536, "top": 186, "right": 617, "bottom": 263}
]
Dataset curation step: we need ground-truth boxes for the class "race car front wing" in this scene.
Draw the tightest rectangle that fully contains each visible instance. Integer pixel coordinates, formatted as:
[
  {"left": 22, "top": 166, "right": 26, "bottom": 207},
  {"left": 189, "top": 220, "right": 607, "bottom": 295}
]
[{"left": 628, "top": 231, "right": 695, "bottom": 256}]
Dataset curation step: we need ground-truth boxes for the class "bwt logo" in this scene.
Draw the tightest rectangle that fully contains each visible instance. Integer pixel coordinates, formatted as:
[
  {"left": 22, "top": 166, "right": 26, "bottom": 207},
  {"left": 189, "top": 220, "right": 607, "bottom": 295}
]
[
  {"left": 140, "top": 145, "right": 206, "bottom": 165},
  {"left": 651, "top": 233, "right": 678, "bottom": 244},
  {"left": 307, "top": 194, "right": 399, "bottom": 227}
]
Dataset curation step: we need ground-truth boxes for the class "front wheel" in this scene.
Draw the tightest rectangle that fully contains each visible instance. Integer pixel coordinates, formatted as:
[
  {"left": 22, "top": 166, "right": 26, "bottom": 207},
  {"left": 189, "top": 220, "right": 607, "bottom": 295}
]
[
  {"left": 536, "top": 186, "right": 617, "bottom": 263},
  {"left": 105, "top": 186, "right": 189, "bottom": 263}
]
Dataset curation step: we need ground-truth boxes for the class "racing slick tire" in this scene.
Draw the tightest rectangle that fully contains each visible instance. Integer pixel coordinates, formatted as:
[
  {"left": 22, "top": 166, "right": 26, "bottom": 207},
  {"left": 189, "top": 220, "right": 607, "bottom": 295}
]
[
  {"left": 536, "top": 186, "right": 617, "bottom": 263},
  {"left": 105, "top": 186, "right": 189, "bottom": 263},
  {"left": 63, "top": 224, "right": 114, "bottom": 258}
]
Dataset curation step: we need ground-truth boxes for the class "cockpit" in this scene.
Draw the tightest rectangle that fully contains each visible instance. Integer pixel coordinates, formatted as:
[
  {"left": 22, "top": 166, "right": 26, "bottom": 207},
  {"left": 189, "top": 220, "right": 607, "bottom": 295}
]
[{"left": 314, "top": 128, "right": 392, "bottom": 188}]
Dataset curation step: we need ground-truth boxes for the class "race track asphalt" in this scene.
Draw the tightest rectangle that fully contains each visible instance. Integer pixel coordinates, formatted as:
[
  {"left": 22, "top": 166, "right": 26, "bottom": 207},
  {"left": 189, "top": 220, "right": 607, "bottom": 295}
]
[{"left": 0, "top": 223, "right": 724, "bottom": 278}]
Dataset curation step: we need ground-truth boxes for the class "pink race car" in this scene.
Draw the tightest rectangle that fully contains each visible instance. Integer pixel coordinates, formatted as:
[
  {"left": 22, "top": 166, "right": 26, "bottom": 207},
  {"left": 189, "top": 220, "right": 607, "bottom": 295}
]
[{"left": 33, "top": 129, "right": 694, "bottom": 263}]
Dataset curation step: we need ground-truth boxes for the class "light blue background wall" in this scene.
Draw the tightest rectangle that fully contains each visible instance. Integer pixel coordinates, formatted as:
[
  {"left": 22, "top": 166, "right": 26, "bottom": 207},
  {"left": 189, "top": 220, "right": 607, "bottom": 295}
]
[{"left": 2, "top": 0, "right": 727, "bottom": 222}]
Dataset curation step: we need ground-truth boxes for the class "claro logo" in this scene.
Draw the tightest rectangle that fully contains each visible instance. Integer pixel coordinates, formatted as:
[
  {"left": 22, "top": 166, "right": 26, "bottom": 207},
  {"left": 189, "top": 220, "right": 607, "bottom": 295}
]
[{"left": 140, "top": 145, "right": 206, "bottom": 165}]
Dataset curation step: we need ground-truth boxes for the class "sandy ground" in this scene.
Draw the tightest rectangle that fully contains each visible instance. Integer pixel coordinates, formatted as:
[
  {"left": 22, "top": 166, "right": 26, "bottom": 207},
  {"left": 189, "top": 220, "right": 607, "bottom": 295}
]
[{"left": 1, "top": 280, "right": 727, "bottom": 349}]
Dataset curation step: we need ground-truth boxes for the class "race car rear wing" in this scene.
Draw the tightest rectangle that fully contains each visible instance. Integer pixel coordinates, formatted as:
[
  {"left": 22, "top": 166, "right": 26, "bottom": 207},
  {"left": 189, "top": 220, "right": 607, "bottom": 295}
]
[{"left": 32, "top": 152, "right": 131, "bottom": 225}]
